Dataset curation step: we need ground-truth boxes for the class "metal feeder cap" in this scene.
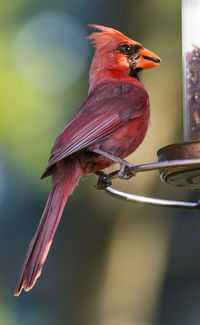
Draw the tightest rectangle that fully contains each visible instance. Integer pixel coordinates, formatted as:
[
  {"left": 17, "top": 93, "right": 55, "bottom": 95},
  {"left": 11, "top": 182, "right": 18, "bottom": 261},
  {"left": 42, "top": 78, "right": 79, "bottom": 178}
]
[{"left": 157, "top": 141, "right": 200, "bottom": 191}]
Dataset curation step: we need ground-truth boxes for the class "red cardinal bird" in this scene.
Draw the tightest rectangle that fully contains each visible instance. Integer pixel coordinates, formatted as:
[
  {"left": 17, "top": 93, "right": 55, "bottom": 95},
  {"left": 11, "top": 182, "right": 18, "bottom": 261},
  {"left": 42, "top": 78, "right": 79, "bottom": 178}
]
[{"left": 14, "top": 24, "right": 161, "bottom": 296}]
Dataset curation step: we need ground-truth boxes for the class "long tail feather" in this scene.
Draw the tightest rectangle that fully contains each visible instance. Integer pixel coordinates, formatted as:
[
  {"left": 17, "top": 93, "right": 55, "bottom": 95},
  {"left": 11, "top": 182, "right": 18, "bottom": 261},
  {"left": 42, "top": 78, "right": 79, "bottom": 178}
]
[{"left": 14, "top": 159, "right": 82, "bottom": 296}]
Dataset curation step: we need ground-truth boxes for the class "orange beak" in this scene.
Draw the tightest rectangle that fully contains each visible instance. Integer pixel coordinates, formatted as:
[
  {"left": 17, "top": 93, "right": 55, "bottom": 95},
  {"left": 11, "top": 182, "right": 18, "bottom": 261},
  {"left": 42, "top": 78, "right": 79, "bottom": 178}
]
[{"left": 135, "top": 47, "right": 161, "bottom": 69}]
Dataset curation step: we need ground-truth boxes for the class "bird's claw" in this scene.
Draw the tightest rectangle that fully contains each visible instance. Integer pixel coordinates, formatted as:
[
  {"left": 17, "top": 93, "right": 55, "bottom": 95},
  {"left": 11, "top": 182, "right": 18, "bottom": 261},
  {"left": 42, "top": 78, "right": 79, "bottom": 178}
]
[
  {"left": 117, "top": 163, "right": 135, "bottom": 180},
  {"left": 95, "top": 171, "right": 112, "bottom": 190}
]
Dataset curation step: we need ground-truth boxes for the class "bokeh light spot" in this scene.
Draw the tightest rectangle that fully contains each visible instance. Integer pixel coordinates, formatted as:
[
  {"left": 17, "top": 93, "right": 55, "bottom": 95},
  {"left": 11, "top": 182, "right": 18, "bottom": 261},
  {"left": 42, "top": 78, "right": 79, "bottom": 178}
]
[{"left": 13, "top": 12, "right": 88, "bottom": 92}]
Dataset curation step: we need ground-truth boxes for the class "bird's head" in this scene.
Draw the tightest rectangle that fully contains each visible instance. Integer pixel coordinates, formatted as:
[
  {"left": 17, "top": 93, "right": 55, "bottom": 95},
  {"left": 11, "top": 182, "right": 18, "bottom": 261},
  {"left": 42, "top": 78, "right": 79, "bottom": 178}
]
[{"left": 87, "top": 24, "right": 161, "bottom": 81}]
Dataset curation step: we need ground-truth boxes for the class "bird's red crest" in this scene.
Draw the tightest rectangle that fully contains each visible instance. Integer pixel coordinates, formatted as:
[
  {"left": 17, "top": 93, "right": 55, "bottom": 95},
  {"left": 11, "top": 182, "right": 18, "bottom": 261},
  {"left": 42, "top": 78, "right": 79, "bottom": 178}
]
[{"left": 87, "top": 24, "right": 134, "bottom": 49}]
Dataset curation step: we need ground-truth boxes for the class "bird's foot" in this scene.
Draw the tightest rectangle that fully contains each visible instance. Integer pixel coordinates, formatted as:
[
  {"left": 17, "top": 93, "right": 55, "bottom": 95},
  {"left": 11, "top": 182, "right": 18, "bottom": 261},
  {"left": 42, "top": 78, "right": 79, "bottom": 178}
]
[
  {"left": 91, "top": 148, "right": 135, "bottom": 182},
  {"left": 95, "top": 171, "right": 112, "bottom": 190},
  {"left": 117, "top": 162, "right": 136, "bottom": 180}
]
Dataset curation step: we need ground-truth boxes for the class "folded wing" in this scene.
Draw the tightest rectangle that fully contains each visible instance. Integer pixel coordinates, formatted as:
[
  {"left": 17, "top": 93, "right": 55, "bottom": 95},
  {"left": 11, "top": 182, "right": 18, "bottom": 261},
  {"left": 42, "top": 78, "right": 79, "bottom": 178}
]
[{"left": 42, "top": 82, "right": 149, "bottom": 178}]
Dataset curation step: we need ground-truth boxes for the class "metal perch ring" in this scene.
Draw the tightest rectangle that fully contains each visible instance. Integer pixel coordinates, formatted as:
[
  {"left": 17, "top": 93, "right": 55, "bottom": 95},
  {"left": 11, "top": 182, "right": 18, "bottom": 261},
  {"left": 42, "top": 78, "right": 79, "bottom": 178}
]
[{"left": 96, "top": 158, "right": 200, "bottom": 210}]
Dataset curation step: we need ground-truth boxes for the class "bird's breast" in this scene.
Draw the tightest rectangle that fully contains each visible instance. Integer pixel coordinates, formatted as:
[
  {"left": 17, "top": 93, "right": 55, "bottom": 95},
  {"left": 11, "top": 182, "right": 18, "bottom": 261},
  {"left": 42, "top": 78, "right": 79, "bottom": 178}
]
[
  {"left": 100, "top": 108, "right": 150, "bottom": 158},
  {"left": 82, "top": 108, "right": 150, "bottom": 173}
]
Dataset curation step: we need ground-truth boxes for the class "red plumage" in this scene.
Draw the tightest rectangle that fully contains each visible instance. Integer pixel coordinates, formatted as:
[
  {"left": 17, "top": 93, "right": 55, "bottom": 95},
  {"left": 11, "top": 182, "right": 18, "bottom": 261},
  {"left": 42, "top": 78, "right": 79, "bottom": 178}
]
[{"left": 14, "top": 24, "right": 160, "bottom": 296}]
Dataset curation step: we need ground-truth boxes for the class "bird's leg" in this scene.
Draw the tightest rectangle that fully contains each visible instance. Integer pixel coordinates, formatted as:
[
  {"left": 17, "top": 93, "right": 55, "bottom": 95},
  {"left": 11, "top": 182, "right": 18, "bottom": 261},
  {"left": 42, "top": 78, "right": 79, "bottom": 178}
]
[
  {"left": 91, "top": 148, "right": 135, "bottom": 180},
  {"left": 91, "top": 148, "right": 131, "bottom": 165}
]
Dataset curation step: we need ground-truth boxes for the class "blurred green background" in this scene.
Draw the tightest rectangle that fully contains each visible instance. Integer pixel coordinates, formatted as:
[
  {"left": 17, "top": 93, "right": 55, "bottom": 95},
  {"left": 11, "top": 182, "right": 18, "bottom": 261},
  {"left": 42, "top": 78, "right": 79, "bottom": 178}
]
[{"left": 1, "top": 0, "right": 200, "bottom": 324}]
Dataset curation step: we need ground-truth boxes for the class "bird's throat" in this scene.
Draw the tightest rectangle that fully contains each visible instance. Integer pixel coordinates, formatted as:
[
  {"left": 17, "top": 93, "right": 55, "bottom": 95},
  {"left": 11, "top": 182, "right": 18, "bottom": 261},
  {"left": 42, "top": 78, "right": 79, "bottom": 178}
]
[{"left": 129, "top": 64, "right": 142, "bottom": 80}]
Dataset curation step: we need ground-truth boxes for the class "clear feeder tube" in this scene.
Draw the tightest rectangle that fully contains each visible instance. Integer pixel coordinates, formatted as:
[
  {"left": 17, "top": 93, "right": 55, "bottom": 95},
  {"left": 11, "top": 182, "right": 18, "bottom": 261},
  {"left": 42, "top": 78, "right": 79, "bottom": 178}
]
[{"left": 183, "top": 0, "right": 200, "bottom": 141}]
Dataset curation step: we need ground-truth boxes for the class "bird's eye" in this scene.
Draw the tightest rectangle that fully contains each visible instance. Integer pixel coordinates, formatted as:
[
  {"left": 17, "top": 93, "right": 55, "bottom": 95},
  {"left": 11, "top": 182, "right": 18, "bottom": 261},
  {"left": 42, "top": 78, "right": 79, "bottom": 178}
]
[{"left": 118, "top": 44, "right": 132, "bottom": 55}]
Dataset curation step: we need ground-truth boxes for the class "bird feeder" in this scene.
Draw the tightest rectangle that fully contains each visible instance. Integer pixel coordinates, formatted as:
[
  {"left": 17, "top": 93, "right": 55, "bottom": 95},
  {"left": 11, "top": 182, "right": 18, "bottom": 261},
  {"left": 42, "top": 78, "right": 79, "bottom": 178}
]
[
  {"left": 158, "top": 0, "right": 200, "bottom": 189},
  {"left": 101, "top": 0, "right": 200, "bottom": 209}
]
